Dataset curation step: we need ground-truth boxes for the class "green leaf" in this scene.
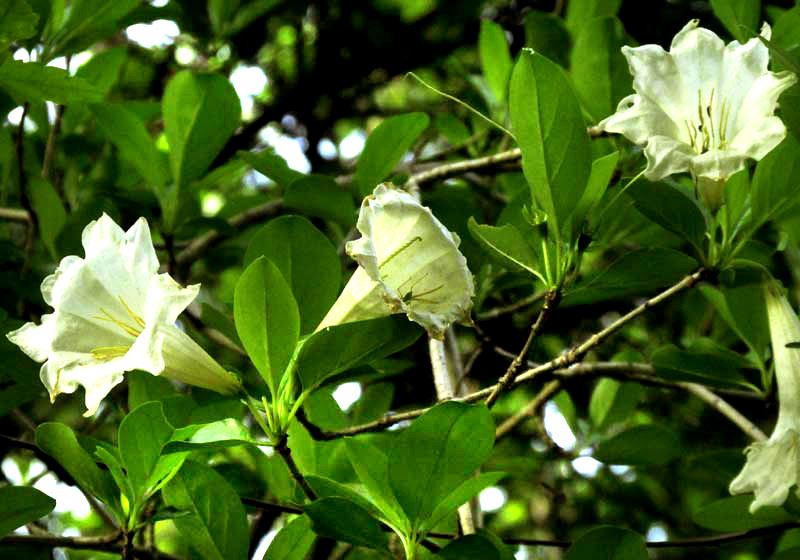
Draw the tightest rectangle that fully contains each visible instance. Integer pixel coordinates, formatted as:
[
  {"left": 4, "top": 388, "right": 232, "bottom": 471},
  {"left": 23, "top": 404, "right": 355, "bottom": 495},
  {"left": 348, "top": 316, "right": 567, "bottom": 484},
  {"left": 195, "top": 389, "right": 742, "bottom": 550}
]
[
  {"left": 523, "top": 11, "right": 570, "bottom": 68},
  {"left": 35, "top": 423, "right": 119, "bottom": 515},
  {"left": 389, "top": 402, "right": 495, "bottom": 524},
  {"left": 711, "top": 0, "right": 760, "bottom": 43},
  {"left": 47, "top": 0, "right": 139, "bottom": 57},
  {"left": 561, "top": 248, "right": 697, "bottom": 307},
  {"left": 234, "top": 256, "right": 300, "bottom": 397},
  {"left": 165, "top": 418, "right": 259, "bottom": 453},
  {"left": 0, "top": 1, "right": 39, "bottom": 46},
  {"left": 352, "top": 382, "right": 395, "bottom": 425},
  {"left": 589, "top": 379, "right": 643, "bottom": 430},
  {"left": 437, "top": 533, "right": 512, "bottom": 560},
  {"left": 263, "top": 514, "right": 316, "bottom": 560},
  {"left": 162, "top": 461, "right": 249, "bottom": 560},
  {"left": 163, "top": 71, "right": 241, "bottom": 189},
  {"left": 0, "top": 487, "right": 55, "bottom": 538},
  {"left": 243, "top": 216, "right": 341, "bottom": 334},
  {"left": 295, "top": 316, "right": 422, "bottom": 391},
  {"left": 91, "top": 103, "right": 170, "bottom": 190},
  {"left": 570, "top": 17, "right": 630, "bottom": 122},
  {"left": 509, "top": 50, "right": 591, "bottom": 238},
  {"left": 421, "top": 472, "right": 505, "bottom": 533},
  {"left": 345, "top": 438, "right": 407, "bottom": 529},
  {"left": 693, "top": 495, "right": 794, "bottom": 531},
  {"left": 479, "top": 20, "right": 512, "bottom": 102},
  {"left": 237, "top": 150, "right": 304, "bottom": 188},
  {"left": 467, "top": 217, "right": 542, "bottom": 280},
  {"left": 73, "top": 46, "right": 126, "bottom": 95},
  {"left": 650, "top": 344, "right": 754, "bottom": 390},
  {"left": 28, "top": 178, "right": 65, "bottom": 259},
  {"left": 625, "top": 179, "right": 708, "bottom": 256},
  {"left": 354, "top": 112, "right": 429, "bottom": 196},
  {"left": 751, "top": 135, "right": 800, "bottom": 228},
  {"left": 284, "top": 174, "right": 356, "bottom": 226},
  {"left": 701, "top": 284, "right": 768, "bottom": 366},
  {"left": 0, "top": 60, "right": 103, "bottom": 104},
  {"left": 564, "top": 526, "right": 647, "bottom": 560},
  {"left": 306, "top": 475, "right": 384, "bottom": 518},
  {"left": 306, "top": 497, "right": 389, "bottom": 550},
  {"left": 572, "top": 151, "right": 619, "bottom": 236},
  {"left": 593, "top": 425, "right": 682, "bottom": 466}
]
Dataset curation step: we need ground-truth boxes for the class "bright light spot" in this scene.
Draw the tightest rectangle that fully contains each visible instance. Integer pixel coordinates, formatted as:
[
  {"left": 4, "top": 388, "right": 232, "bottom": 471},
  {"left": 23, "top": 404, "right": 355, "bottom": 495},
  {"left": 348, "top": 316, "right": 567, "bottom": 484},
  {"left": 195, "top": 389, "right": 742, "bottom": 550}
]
[
  {"left": 230, "top": 65, "right": 268, "bottom": 117},
  {"left": 126, "top": 20, "right": 180, "bottom": 49},
  {"left": 63, "top": 527, "right": 80, "bottom": 537},
  {"left": 610, "top": 465, "right": 631, "bottom": 476},
  {"left": 7, "top": 106, "right": 37, "bottom": 132},
  {"left": 243, "top": 169, "right": 270, "bottom": 189},
  {"left": 646, "top": 523, "right": 668, "bottom": 542},
  {"left": 33, "top": 473, "right": 90, "bottom": 518},
  {"left": 252, "top": 528, "right": 279, "bottom": 559},
  {"left": 332, "top": 382, "right": 362, "bottom": 411},
  {"left": 571, "top": 455, "right": 602, "bottom": 478},
  {"left": 258, "top": 126, "right": 311, "bottom": 173},
  {"left": 514, "top": 546, "right": 529, "bottom": 560},
  {"left": 339, "top": 130, "right": 366, "bottom": 159},
  {"left": 13, "top": 48, "right": 30, "bottom": 62},
  {"left": 479, "top": 486, "right": 506, "bottom": 512},
  {"left": 48, "top": 57, "right": 68, "bottom": 70},
  {"left": 70, "top": 51, "right": 93, "bottom": 73},
  {"left": 175, "top": 45, "right": 197, "bottom": 65},
  {"left": 543, "top": 401, "right": 576, "bottom": 451},
  {"left": 1, "top": 457, "right": 22, "bottom": 484},
  {"left": 150, "top": 0, "right": 168, "bottom": 6},
  {"left": 318, "top": 138, "right": 337, "bottom": 160},
  {"left": 46, "top": 101, "right": 57, "bottom": 124},
  {"left": 201, "top": 192, "right": 225, "bottom": 217},
  {"left": 388, "top": 419, "right": 412, "bottom": 431}
]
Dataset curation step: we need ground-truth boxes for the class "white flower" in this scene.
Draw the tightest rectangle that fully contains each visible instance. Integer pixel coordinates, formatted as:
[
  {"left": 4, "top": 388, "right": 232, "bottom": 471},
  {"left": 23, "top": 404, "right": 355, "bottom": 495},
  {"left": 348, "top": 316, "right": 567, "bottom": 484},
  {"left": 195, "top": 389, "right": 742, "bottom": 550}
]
[
  {"left": 6, "top": 214, "right": 241, "bottom": 416},
  {"left": 316, "top": 184, "right": 474, "bottom": 339},
  {"left": 729, "top": 281, "right": 800, "bottom": 512},
  {"left": 599, "top": 20, "right": 796, "bottom": 190}
]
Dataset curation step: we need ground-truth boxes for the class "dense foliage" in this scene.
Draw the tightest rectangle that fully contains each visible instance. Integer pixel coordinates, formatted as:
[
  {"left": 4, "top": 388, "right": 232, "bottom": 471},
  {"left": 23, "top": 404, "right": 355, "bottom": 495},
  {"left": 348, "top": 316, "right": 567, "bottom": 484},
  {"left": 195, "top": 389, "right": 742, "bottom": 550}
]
[{"left": 3, "top": 0, "right": 800, "bottom": 559}]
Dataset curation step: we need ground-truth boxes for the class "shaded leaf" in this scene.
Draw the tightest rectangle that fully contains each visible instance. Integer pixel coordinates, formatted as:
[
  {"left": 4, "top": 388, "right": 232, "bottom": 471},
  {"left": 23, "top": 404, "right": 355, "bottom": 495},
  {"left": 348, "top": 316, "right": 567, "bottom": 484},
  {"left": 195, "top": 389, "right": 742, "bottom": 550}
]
[
  {"left": 564, "top": 526, "right": 647, "bottom": 560},
  {"left": 593, "top": 425, "right": 682, "bottom": 466},
  {"left": 0, "top": 486, "right": 55, "bottom": 538},
  {"left": 0, "top": 61, "right": 103, "bottom": 104}
]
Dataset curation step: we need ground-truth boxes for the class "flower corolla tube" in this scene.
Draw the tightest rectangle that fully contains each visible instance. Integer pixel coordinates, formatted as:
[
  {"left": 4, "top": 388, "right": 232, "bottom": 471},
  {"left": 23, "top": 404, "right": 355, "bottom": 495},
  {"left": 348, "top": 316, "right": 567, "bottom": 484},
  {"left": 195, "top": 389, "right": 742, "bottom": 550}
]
[
  {"left": 6, "top": 214, "right": 242, "bottom": 416},
  {"left": 729, "top": 282, "right": 800, "bottom": 512},
  {"left": 317, "top": 184, "right": 474, "bottom": 339},
  {"left": 599, "top": 20, "right": 796, "bottom": 206}
]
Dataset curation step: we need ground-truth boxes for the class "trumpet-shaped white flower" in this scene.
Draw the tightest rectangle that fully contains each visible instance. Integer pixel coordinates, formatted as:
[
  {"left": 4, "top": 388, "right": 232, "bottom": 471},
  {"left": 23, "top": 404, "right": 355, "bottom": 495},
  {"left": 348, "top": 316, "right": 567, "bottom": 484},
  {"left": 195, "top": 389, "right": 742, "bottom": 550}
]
[
  {"left": 317, "top": 184, "right": 474, "bottom": 339},
  {"left": 729, "top": 282, "right": 800, "bottom": 512},
  {"left": 6, "top": 214, "right": 241, "bottom": 416},
  {"left": 599, "top": 20, "right": 796, "bottom": 196}
]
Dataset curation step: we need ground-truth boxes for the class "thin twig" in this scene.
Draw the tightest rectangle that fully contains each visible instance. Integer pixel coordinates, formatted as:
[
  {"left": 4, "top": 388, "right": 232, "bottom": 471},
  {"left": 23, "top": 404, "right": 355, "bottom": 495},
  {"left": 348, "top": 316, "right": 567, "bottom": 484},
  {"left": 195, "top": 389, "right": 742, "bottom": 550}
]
[
  {"left": 274, "top": 434, "right": 317, "bottom": 501},
  {"left": 495, "top": 380, "right": 561, "bottom": 440},
  {"left": 42, "top": 104, "right": 65, "bottom": 184},
  {"left": 0, "top": 207, "right": 31, "bottom": 221},
  {"left": 1, "top": 532, "right": 182, "bottom": 560},
  {"left": 681, "top": 382, "right": 768, "bottom": 442},
  {"left": 485, "top": 290, "right": 560, "bottom": 408},
  {"left": 15, "top": 103, "right": 37, "bottom": 279},
  {"left": 475, "top": 290, "right": 545, "bottom": 321},
  {"left": 409, "top": 148, "right": 520, "bottom": 186}
]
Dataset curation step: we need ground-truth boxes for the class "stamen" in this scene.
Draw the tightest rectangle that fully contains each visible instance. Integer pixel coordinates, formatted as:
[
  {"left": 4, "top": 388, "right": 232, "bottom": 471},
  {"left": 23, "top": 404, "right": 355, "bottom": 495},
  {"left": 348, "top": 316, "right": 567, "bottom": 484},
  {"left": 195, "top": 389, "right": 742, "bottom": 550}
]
[
  {"left": 90, "top": 346, "right": 130, "bottom": 361},
  {"left": 93, "top": 307, "right": 143, "bottom": 338},
  {"left": 118, "top": 296, "right": 146, "bottom": 329}
]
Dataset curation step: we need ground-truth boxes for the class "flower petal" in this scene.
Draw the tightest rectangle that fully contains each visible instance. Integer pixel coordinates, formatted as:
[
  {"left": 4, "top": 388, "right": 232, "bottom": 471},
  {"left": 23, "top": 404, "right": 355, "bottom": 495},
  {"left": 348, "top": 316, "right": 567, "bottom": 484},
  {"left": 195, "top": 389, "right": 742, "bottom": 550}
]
[
  {"left": 6, "top": 314, "right": 56, "bottom": 362},
  {"left": 143, "top": 274, "right": 200, "bottom": 326},
  {"left": 599, "top": 94, "right": 681, "bottom": 144},
  {"left": 642, "top": 136, "right": 694, "bottom": 180}
]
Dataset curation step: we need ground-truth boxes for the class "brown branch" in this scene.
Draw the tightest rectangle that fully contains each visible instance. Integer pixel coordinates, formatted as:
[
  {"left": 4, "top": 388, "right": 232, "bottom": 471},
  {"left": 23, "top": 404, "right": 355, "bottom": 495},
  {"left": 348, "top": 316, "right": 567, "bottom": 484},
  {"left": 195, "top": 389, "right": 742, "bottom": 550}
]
[
  {"left": 15, "top": 103, "right": 37, "bottom": 279},
  {"left": 1, "top": 532, "right": 182, "bottom": 560},
  {"left": 41, "top": 104, "right": 65, "bottom": 184},
  {"left": 274, "top": 434, "right": 317, "bottom": 501},
  {"left": 409, "top": 148, "right": 520, "bottom": 186},
  {"left": 495, "top": 380, "right": 561, "bottom": 440},
  {"left": 485, "top": 290, "right": 560, "bottom": 408}
]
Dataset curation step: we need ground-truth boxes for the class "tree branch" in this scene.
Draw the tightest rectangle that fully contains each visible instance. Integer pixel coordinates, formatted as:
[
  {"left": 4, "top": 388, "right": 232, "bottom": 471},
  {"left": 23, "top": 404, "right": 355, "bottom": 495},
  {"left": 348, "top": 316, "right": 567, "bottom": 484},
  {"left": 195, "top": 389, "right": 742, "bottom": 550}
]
[
  {"left": 0, "top": 207, "right": 31, "bottom": 222},
  {"left": 681, "top": 382, "right": 768, "bottom": 442},
  {"left": 1, "top": 532, "right": 182, "bottom": 560},
  {"left": 274, "top": 433, "right": 317, "bottom": 501}
]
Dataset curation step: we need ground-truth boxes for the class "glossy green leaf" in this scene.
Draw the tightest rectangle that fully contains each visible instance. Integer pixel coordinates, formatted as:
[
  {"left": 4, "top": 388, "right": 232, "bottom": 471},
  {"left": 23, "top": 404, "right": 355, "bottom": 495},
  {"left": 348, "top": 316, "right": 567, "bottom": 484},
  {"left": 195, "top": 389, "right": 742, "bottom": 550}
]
[
  {"left": 523, "top": 11, "right": 570, "bottom": 68},
  {"left": 389, "top": 402, "right": 495, "bottom": 524},
  {"left": 73, "top": 46, "right": 126, "bottom": 95},
  {"left": 234, "top": 256, "right": 300, "bottom": 396},
  {"left": 437, "top": 534, "right": 507, "bottom": 560},
  {"left": 243, "top": 216, "right": 341, "bottom": 334},
  {"left": 593, "top": 425, "right": 681, "bottom": 466},
  {"left": 237, "top": 150, "right": 304, "bottom": 188},
  {"left": 295, "top": 316, "right": 421, "bottom": 391},
  {"left": 165, "top": 418, "right": 259, "bottom": 453},
  {"left": 570, "top": 17, "right": 630, "bottom": 122},
  {"left": 510, "top": 50, "right": 591, "bottom": 238},
  {"left": 626, "top": 179, "right": 708, "bottom": 256},
  {"left": 118, "top": 402, "right": 176, "bottom": 502},
  {"left": 284, "top": 174, "right": 356, "bottom": 226},
  {"left": 479, "top": 20, "right": 512, "bottom": 102},
  {"left": 91, "top": 103, "right": 170, "bottom": 189},
  {"left": 0, "top": 486, "right": 55, "bottom": 538},
  {"left": 565, "top": 0, "right": 622, "bottom": 30},
  {"left": 162, "top": 461, "right": 249, "bottom": 560},
  {"left": 345, "top": 438, "right": 407, "bottom": 528},
  {"left": 650, "top": 344, "right": 754, "bottom": 390},
  {"left": 28, "top": 178, "right": 65, "bottom": 259},
  {"left": 561, "top": 248, "right": 697, "bottom": 307},
  {"left": 421, "top": 472, "right": 505, "bottom": 532},
  {"left": 306, "top": 497, "right": 389, "bottom": 550},
  {"left": 701, "top": 284, "right": 768, "bottom": 366},
  {"left": 262, "top": 514, "right": 315, "bottom": 560},
  {"left": 0, "top": 61, "right": 103, "bottom": 104},
  {"left": 564, "top": 526, "right": 647, "bottom": 560},
  {"left": 467, "top": 217, "right": 541, "bottom": 279},
  {"left": 163, "top": 70, "right": 241, "bottom": 189},
  {"left": 751, "top": 135, "right": 800, "bottom": 228},
  {"left": 35, "top": 423, "right": 119, "bottom": 514},
  {"left": 589, "top": 379, "right": 643, "bottom": 430},
  {"left": 48, "top": 0, "right": 139, "bottom": 57},
  {"left": 0, "top": 1, "right": 38, "bottom": 46},
  {"left": 355, "top": 112, "right": 429, "bottom": 196},
  {"left": 693, "top": 495, "right": 794, "bottom": 531},
  {"left": 572, "top": 151, "right": 619, "bottom": 236},
  {"left": 306, "top": 475, "right": 383, "bottom": 518},
  {"left": 711, "top": 0, "right": 760, "bottom": 43}
]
